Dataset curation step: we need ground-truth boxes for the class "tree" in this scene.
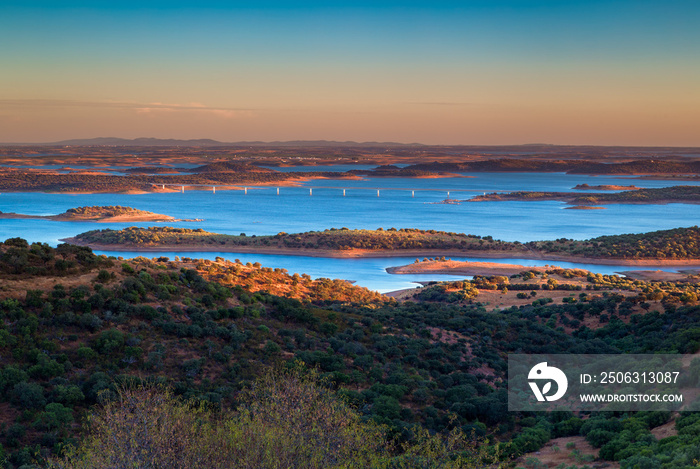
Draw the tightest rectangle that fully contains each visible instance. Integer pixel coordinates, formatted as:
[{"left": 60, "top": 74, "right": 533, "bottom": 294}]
[
  {"left": 11, "top": 382, "right": 46, "bottom": 409},
  {"left": 50, "top": 369, "right": 388, "bottom": 469}
]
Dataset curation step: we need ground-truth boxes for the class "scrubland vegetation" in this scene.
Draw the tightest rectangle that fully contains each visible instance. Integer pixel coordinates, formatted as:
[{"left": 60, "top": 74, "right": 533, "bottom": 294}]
[
  {"left": 63, "top": 206, "right": 143, "bottom": 217},
  {"left": 0, "top": 238, "right": 700, "bottom": 467},
  {"left": 70, "top": 226, "right": 515, "bottom": 253},
  {"left": 471, "top": 185, "right": 700, "bottom": 205},
  {"left": 0, "top": 168, "right": 352, "bottom": 193},
  {"left": 50, "top": 369, "right": 504, "bottom": 469},
  {"left": 404, "top": 159, "right": 700, "bottom": 175},
  {"left": 72, "top": 225, "right": 700, "bottom": 260}
]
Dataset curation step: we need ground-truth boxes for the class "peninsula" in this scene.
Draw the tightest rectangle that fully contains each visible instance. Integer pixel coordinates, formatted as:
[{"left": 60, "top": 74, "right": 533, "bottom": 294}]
[{"left": 64, "top": 225, "right": 700, "bottom": 264}]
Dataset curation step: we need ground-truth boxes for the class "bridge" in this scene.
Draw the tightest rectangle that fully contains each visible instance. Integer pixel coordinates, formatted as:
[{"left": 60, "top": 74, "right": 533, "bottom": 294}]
[{"left": 153, "top": 183, "right": 514, "bottom": 197}]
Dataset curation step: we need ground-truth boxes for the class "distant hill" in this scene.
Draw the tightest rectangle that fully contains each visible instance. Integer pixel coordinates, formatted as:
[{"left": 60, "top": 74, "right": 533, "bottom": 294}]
[
  {"left": 188, "top": 161, "right": 276, "bottom": 173},
  {"left": 40, "top": 138, "right": 423, "bottom": 147},
  {"left": 52, "top": 137, "right": 229, "bottom": 146}
]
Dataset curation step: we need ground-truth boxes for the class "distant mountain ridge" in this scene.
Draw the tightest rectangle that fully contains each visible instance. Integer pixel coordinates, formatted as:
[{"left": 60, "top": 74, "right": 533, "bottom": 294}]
[
  {"left": 54, "top": 137, "right": 226, "bottom": 146},
  {"left": 2, "top": 138, "right": 700, "bottom": 153},
  {"left": 36, "top": 137, "right": 424, "bottom": 147}
]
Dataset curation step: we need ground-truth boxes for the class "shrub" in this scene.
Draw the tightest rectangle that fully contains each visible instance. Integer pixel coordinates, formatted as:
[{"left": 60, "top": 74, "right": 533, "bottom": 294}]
[
  {"left": 96, "top": 270, "right": 111, "bottom": 283},
  {"left": 11, "top": 382, "right": 46, "bottom": 409},
  {"left": 51, "top": 366, "right": 508, "bottom": 469},
  {"left": 34, "top": 403, "right": 74, "bottom": 431},
  {"left": 51, "top": 371, "right": 387, "bottom": 468}
]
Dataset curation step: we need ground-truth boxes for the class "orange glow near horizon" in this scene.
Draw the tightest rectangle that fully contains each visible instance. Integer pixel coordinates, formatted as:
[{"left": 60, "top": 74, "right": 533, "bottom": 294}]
[{"left": 1, "top": 3, "right": 699, "bottom": 146}]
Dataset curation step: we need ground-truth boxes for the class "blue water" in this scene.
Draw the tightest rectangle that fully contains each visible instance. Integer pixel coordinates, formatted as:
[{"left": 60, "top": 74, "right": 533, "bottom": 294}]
[
  {"left": 2, "top": 171, "right": 699, "bottom": 292},
  {"left": 94, "top": 250, "right": 692, "bottom": 293}
]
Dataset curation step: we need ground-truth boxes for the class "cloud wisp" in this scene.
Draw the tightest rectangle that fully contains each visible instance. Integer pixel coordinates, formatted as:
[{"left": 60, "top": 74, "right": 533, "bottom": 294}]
[{"left": 0, "top": 99, "right": 251, "bottom": 118}]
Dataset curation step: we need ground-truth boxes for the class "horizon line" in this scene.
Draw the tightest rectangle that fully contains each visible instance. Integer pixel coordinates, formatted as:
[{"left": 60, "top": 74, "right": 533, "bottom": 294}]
[{"left": 1, "top": 137, "right": 700, "bottom": 150}]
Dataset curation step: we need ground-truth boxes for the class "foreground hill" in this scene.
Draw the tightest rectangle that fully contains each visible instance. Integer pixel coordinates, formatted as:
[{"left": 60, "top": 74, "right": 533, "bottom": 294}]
[
  {"left": 1, "top": 238, "right": 700, "bottom": 467},
  {"left": 66, "top": 225, "right": 700, "bottom": 262}
]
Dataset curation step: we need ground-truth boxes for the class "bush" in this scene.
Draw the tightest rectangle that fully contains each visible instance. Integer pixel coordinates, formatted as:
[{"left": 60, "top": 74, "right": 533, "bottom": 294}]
[
  {"left": 34, "top": 403, "right": 74, "bottom": 431},
  {"left": 50, "top": 367, "right": 505, "bottom": 469},
  {"left": 96, "top": 270, "right": 111, "bottom": 283},
  {"left": 11, "top": 382, "right": 46, "bottom": 409},
  {"left": 94, "top": 329, "right": 125, "bottom": 354},
  {"left": 51, "top": 372, "right": 387, "bottom": 468}
]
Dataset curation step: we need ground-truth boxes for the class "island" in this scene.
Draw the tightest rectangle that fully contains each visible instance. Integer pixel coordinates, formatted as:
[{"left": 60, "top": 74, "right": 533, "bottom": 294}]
[
  {"left": 63, "top": 225, "right": 700, "bottom": 264},
  {"left": 401, "top": 157, "right": 700, "bottom": 176},
  {"left": 469, "top": 185, "right": 700, "bottom": 205},
  {"left": 572, "top": 183, "right": 640, "bottom": 191},
  {"left": 0, "top": 205, "right": 200, "bottom": 223},
  {"left": 347, "top": 164, "right": 467, "bottom": 179}
]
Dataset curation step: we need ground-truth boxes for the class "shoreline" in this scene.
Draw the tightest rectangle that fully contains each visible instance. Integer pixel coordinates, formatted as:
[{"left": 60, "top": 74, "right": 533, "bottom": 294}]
[
  {"left": 387, "top": 260, "right": 700, "bottom": 279},
  {"left": 60, "top": 239, "right": 700, "bottom": 267},
  {"left": 386, "top": 261, "right": 556, "bottom": 277},
  {"left": 0, "top": 174, "right": 361, "bottom": 195},
  {"left": 0, "top": 213, "right": 200, "bottom": 223},
  {"left": 467, "top": 198, "right": 700, "bottom": 206}
]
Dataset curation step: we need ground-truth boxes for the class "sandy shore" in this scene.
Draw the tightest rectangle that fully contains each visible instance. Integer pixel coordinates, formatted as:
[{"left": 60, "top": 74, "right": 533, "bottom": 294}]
[
  {"left": 0, "top": 212, "right": 199, "bottom": 223},
  {"left": 389, "top": 261, "right": 700, "bottom": 280},
  {"left": 387, "top": 260, "right": 558, "bottom": 277},
  {"left": 57, "top": 240, "right": 700, "bottom": 268}
]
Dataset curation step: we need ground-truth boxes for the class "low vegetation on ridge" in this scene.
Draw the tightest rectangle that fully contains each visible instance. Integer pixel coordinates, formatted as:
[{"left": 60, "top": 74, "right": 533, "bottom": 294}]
[
  {"left": 69, "top": 225, "right": 700, "bottom": 260},
  {"left": 470, "top": 185, "right": 700, "bottom": 205}
]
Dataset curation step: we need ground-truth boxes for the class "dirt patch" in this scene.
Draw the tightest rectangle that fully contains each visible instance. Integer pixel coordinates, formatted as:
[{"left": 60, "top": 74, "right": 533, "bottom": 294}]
[
  {"left": 650, "top": 417, "right": 678, "bottom": 440},
  {"left": 618, "top": 270, "right": 700, "bottom": 282},
  {"left": 518, "top": 436, "right": 618, "bottom": 469},
  {"left": 383, "top": 287, "right": 422, "bottom": 300}
]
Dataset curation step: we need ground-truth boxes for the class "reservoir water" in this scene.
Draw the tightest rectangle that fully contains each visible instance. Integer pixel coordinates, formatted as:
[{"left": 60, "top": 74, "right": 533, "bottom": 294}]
[{"left": 1, "top": 171, "right": 699, "bottom": 292}]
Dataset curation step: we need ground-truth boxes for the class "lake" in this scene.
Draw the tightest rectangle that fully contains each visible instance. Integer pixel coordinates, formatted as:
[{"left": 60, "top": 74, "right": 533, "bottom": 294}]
[{"left": 1, "top": 171, "right": 699, "bottom": 292}]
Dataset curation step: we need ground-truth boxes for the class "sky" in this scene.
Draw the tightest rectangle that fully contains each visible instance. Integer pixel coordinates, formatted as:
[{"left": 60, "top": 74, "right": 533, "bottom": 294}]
[{"left": 1, "top": 1, "right": 699, "bottom": 145}]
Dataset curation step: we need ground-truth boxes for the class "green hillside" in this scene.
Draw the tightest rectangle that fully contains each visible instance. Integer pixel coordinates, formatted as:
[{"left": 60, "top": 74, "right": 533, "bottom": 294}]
[{"left": 0, "top": 239, "right": 700, "bottom": 467}]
